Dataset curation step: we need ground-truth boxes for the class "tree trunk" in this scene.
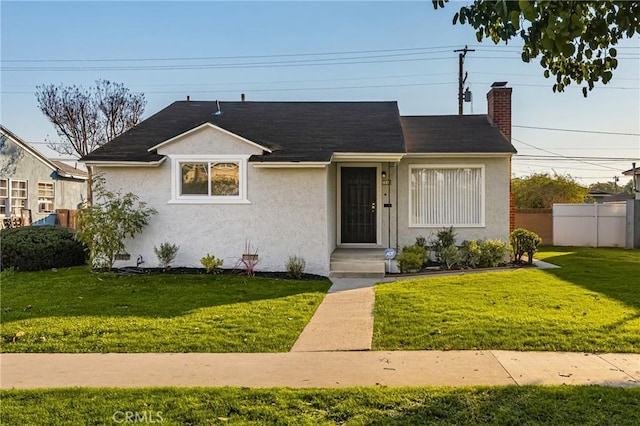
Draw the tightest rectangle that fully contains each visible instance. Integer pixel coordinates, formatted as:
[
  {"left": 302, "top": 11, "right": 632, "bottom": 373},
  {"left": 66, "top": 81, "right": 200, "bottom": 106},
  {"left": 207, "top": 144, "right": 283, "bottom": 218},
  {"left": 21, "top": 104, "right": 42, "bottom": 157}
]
[{"left": 86, "top": 166, "right": 93, "bottom": 206}]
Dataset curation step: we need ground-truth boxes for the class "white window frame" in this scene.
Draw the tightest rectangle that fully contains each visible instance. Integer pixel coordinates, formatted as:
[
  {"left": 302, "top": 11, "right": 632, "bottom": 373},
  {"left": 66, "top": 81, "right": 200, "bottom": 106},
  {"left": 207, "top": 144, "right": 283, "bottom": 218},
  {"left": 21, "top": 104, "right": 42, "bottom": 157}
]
[
  {"left": 10, "top": 179, "right": 28, "bottom": 216},
  {"left": 409, "top": 164, "right": 485, "bottom": 228},
  {"left": 38, "top": 182, "right": 55, "bottom": 213},
  {"left": 169, "top": 155, "right": 250, "bottom": 204},
  {"left": 0, "top": 178, "right": 7, "bottom": 216}
]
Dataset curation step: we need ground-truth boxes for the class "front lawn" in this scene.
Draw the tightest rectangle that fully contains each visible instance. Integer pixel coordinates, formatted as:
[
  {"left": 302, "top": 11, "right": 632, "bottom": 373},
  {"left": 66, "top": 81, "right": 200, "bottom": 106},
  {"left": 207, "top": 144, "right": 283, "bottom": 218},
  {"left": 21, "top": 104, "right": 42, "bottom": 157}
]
[
  {"left": 374, "top": 247, "right": 640, "bottom": 352},
  {"left": 1, "top": 386, "right": 638, "bottom": 425},
  {"left": 0, "top": 268, "right": 330, "bottom": 353}
]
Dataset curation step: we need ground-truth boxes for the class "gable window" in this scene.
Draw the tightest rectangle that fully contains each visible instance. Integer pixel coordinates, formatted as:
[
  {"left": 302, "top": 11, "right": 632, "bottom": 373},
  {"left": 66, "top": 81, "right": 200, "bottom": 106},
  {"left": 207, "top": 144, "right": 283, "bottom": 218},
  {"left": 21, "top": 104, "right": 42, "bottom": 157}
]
[
  {"left": 0, "top": 179, "right": 7, "bottom": 216},
  {"left": 172, "top": 156, "right": 248, "bottom": 203},
  {"left": 38, "top": 182, "right": 55, "bottom": 213},
  {"left": 10, "top": 180, "right": 27, "bottom": 216},
  {"left": 410, "top": 165, "right": 484, "bottom": 227}
]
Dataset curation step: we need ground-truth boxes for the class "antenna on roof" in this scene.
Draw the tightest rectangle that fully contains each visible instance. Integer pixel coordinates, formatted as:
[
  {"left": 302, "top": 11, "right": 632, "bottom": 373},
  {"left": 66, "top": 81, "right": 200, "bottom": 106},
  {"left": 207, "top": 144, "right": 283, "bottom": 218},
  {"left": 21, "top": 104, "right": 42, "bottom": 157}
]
[{"left": 214, "top": 100, "right": 222, "bottom": 116}]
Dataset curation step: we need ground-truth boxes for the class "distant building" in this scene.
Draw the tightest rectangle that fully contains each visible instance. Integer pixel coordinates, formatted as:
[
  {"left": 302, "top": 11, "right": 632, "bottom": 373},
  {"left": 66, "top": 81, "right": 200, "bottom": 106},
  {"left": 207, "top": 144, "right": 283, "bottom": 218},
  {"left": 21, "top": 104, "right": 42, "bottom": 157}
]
[{"left": 1, "top": 125, "right": 87, "bottom": 226}]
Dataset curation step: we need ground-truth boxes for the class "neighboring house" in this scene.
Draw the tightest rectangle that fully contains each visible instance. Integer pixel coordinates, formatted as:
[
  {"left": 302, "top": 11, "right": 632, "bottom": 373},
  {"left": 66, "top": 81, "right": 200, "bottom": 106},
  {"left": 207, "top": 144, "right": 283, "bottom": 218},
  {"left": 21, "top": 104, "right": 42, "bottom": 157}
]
[
  {"left": 82, "top": 83, "right": 516, "bottom": 276},
  {"left": 0, "top": 125, "right": 87, "bottom": 226}
]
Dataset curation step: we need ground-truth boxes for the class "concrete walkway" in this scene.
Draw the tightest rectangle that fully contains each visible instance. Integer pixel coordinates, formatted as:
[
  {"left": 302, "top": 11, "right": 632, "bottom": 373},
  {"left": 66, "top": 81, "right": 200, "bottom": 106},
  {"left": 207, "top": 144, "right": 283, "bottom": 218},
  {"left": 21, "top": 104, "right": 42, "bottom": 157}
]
[
  {"left": 1, "top": 351, "right": 638, "bottom": 389},
  {"left": 290, "top": 278, "right": 376, "bottom": 352}
]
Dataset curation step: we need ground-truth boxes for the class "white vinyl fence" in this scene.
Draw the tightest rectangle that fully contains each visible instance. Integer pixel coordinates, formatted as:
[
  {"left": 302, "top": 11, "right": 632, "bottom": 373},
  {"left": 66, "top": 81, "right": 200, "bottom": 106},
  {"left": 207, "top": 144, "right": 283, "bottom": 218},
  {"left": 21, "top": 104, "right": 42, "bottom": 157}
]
[{"left": 553, "top": 203, "right": 627, "bottom": 247}]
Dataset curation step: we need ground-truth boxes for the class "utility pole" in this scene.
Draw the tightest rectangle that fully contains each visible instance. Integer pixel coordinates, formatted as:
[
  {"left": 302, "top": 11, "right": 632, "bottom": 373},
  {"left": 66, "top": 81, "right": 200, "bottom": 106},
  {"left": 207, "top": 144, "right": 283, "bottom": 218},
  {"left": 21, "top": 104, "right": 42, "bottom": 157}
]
[{"left": 454, "top": 45, "right": 475, "bottom": 115}]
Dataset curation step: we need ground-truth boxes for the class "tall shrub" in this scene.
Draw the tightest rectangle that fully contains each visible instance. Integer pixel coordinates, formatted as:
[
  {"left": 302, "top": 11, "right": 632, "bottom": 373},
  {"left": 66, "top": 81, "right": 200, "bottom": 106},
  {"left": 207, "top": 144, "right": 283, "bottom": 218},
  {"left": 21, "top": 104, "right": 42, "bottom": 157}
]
[
  {"left": 510, "top": 228, "right": 543, "bottom": 265},
  {"left": 76, "top": 176, "right": 156, "bottom": 270},
  {"left": 431, "top": 227, "right": 457, "bottom": 265}
]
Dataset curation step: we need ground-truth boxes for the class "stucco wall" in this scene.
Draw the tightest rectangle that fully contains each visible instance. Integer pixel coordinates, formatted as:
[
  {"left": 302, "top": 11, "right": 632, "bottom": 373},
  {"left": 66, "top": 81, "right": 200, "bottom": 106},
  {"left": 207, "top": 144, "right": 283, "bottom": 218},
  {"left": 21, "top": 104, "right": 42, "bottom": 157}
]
[
  {"left": 397, "top": 157, "right": 511, "bottom": 247},
  {"left": 98, "top": 127, "right": 331, "bottom": 275},
  {"left": 157, "top": 125, "right": 264, "bottom": 156},
  {"left": 0, "top": 135, "right": 85, "bottom": 224}
]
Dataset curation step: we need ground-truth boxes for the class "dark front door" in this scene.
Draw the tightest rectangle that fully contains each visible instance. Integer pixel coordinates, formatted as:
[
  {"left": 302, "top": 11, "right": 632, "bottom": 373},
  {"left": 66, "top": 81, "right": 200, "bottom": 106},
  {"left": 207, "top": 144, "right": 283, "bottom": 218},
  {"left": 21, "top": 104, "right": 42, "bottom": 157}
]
[{"left": 341, "top": 167, "right": 377, "bottom": 243}]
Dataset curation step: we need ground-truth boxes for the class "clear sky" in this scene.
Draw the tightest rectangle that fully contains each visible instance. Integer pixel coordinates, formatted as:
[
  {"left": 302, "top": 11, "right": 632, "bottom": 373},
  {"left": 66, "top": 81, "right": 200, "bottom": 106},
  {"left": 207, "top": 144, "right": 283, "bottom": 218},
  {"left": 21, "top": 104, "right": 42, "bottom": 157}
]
[{"left": 2, "top": 1, "right": 639, "bottom": 186}]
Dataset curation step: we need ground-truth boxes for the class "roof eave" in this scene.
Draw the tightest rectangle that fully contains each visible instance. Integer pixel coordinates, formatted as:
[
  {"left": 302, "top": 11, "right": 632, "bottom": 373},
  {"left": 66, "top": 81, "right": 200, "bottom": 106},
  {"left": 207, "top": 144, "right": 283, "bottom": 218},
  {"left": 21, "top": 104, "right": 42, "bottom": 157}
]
[
  {"left": 404, "top": 152, "right": 515, "bottom": 158},
  {"left": 251, "top": 161, "right": 330, "bottom": 169},
  {"left": 83, "top": 158, "right": 167, "bottom": 167},
  {"left": 332, "top": 153, "right": 405, "bottom": 162}
]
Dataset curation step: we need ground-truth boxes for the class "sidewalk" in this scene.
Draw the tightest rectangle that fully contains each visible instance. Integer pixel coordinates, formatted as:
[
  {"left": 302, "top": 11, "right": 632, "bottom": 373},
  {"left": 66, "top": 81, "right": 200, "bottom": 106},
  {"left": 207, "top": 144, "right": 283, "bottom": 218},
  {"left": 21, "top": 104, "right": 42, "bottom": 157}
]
[
  {"left": 291, "top": 278, "right": 375, "bottom": 352},
  {"left": 1, "top": 351, "right": 638, "bottom": 389}
]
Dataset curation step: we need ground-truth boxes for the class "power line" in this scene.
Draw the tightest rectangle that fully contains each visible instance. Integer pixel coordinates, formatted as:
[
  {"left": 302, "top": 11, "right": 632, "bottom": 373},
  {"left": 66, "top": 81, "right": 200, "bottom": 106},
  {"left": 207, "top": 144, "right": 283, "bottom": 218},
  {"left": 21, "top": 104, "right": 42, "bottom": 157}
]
[
  {"left": 512, "top": 137, "right": 623, "bottom": 171},
  {"left": 515, "top": 155, "right": 639, "bottom": 161},
  {"left": 3, "top": 43, "right": 637, "bottom": 63},
  {"left": 0, "top": 45, "right": 463, "bottom": 63},
  {"left": 513, "top": 125, "right": 640, "bottom": 136}
]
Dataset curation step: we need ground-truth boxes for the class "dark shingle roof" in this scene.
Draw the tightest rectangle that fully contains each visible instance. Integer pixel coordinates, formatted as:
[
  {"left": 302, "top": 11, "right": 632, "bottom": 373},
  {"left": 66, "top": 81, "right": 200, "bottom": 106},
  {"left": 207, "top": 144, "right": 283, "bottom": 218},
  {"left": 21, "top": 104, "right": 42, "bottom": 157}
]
[
  {"left": 83, "top": 101, "right": 406, "bottom": 163},
  {"left": 82, "top": 102, "right": 517, "bottom": 163},
  {"left": 401, "top": 115, "right": 517, "bottom": 154}
]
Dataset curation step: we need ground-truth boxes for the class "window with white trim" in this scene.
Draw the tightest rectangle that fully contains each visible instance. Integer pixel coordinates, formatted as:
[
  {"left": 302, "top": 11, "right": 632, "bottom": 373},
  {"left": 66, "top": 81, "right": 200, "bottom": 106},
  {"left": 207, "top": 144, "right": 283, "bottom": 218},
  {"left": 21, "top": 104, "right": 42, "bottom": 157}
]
[
  {"left": 172, "top": 156, "right": 248, "bottom": 203},
  {"left": 38, "top": 182, "right": 55, "bottom": 213},
  {"left": 410, "top": 165, "right": 484, "bottom": 227},
  {"left": 0, "top": 179, "right": 7, "bottom": 216},
  {"left": 10, "top": 180, "right": 27, "bottom": 215}
]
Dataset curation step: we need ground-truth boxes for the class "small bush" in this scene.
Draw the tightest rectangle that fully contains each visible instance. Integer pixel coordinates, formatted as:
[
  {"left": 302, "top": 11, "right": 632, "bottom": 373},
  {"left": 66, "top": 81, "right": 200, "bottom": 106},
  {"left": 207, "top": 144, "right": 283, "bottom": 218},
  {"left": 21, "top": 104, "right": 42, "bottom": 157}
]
[
  {"left": 0, "top": 226, "right": 87, "bottom": 271},
  {"left": 460, "top": 240, "right": 482, "bottom": 268},
  {"left": 510, "top": 228, "right": 543, "bottom": 265},
  {"left": 431, "top": 227, "right": 457, "bottom": 264},
  {"left": 415, "top": 235, "right": 428, "bottom": 249},
  {"left": 154, "top": 242, "right": 179, "bottom": 271},
  {"left": 478, "top": 239, "right": 509, "bottom": 268},
  {"left": 285, "top": 256, "right": 306, "bottom": 279},
  {"left": 439, "top": 245, "right": 462, "bottom": 270},
  {"left": 200, "top": 254, "right": 223, "bottom": 273},
  {"left": 397, "top": 244, "right": 427, "bottom": 273}
]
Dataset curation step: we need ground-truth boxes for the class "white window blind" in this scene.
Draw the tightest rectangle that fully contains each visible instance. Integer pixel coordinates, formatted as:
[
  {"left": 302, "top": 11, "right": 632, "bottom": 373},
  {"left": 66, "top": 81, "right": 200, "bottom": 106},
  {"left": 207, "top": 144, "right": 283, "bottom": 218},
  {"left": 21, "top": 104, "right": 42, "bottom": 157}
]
[{"left": 410, "top": 166, "right": 484, "bottom": 226}]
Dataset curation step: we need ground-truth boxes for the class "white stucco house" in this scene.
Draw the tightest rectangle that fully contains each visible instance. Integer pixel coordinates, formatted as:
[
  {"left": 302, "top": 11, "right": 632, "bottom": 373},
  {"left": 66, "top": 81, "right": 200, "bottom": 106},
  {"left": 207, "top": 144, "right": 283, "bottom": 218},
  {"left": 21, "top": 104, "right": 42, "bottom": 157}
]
[
  {"left": 1, "top": 125, "right": 87, "bottom": 227},
  {"left": 82, "top": 83, "right": 516, "bottom": 276}
]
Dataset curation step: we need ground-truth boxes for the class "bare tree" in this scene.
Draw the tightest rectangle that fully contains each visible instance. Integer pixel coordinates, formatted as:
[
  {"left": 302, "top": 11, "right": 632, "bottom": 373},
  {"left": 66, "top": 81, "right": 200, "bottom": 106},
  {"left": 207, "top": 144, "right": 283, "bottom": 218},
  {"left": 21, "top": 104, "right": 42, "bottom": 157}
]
[{"left": 36, "top": 80, "right": 146, "bottom": 203}]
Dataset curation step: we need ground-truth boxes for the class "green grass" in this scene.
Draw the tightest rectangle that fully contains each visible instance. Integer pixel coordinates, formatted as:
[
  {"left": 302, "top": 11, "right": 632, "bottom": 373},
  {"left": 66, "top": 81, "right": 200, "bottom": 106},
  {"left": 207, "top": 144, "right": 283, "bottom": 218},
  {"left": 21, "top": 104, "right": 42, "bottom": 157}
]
[
  {"left": 1, "top": 386, "right": 638, "bottom": 425},
  {"left": 0, "top": 268, "right": 330, "bottom": 353},
  {"left": 374, "top": 247, "right": 640, "bottom": 352}
]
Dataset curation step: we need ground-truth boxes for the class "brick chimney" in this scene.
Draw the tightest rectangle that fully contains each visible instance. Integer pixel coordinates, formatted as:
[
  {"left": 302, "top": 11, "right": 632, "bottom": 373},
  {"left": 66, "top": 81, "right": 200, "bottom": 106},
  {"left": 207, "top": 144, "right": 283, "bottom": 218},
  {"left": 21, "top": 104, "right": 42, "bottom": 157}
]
[
  {"left": 487, "top": 81, "right": 512, "bottom": 141},
  {"left": 487, "top": 82, "right": 516, "bottom": 233}
]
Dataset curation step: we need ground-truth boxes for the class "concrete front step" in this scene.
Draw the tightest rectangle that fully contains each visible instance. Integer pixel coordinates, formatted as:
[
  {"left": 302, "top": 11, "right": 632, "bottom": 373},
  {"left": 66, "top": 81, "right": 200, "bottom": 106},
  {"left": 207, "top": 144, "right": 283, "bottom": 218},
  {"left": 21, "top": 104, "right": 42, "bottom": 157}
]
[
  {"left": 329, "top": 260, "right": 385, "bottom": 278},
  {"left": 329, "top": 248, "right": 387, "bottom": 278}
]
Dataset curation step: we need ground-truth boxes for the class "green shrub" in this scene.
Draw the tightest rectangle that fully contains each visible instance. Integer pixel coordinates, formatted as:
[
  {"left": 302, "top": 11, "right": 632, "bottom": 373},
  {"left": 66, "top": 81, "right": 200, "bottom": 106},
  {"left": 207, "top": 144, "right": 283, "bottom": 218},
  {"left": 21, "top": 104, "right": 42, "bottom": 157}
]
[
  {"left": 76, "top": 175, "right": 156, "bottom": 270},
  {"left": 200, "top": 254, "right": 223, "bottom": 273},
  {"left": 478, "top": 239, "right": 509, "bottom": 268},
  {"left": 0, "top": 226, "right": 87, "bottom": 271},
  {"left": 460, "top": 240, "right": 482, "bottom": 268},
  {"left": 510, "top": 228, "right": 543, "bottom": 264},
  {"left": 439, "top": 245, "right": 462, "bottom": 270},
  {"left": 431, "top": 227, "right": 457, "bottom": 264},
  {"left": 285, "top": 256, "right": 306, "bottom": 279},
  {"left": 415, "top": 235, "right": 428, "bottom": 249},
  {"left": 154, "top": 242, "right": 179, "bottom": 271},
  {"left": 396, "top": 244, "right": 427, "bottom": 273}
]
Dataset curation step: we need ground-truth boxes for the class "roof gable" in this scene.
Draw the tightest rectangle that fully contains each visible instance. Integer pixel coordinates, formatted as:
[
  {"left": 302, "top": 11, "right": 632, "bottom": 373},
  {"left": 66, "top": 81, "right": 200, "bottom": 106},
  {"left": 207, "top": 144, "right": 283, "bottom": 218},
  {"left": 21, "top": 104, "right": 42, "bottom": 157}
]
[
  {"left": 150, "top": 122, "right": 272, "bottom": 155},
  {"left": 1, "top": 125, "right": 88, "bottom": 179}
]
